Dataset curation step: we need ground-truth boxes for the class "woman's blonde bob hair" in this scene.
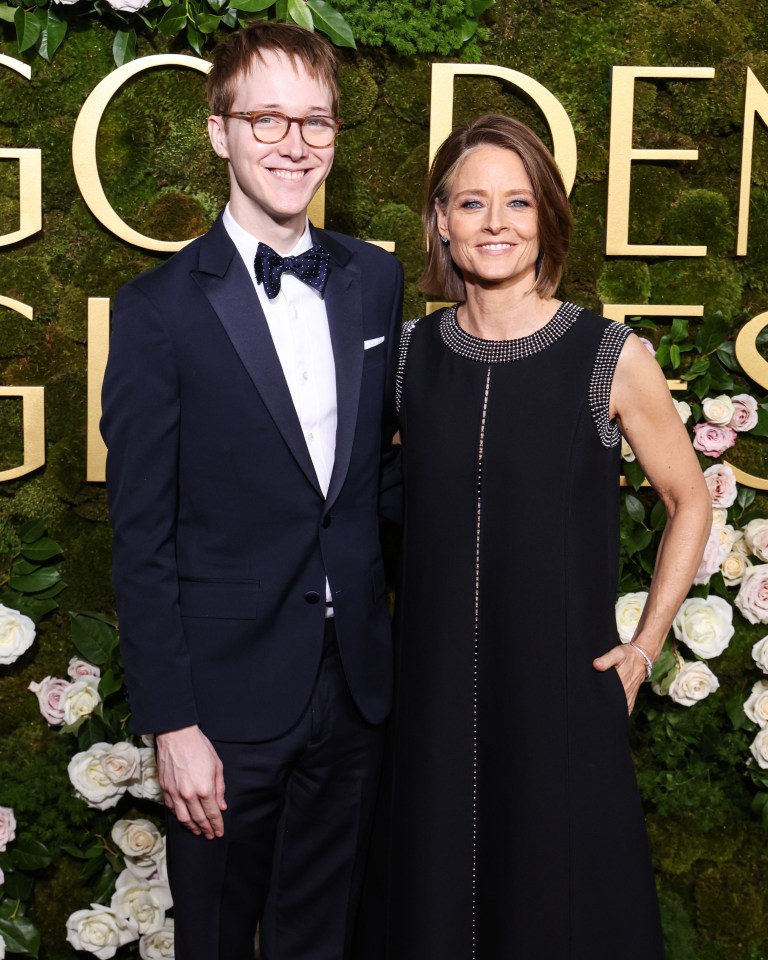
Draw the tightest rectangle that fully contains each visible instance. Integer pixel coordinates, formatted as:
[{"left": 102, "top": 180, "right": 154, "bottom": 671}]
[{"left": 419, "top": 114, "right": 571, "bottom": 301}]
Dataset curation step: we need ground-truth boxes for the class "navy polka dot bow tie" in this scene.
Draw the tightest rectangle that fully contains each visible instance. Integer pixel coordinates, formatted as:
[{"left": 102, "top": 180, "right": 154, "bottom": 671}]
[{"left": 254, "top": 241, "right": 331, "bottom": 300}]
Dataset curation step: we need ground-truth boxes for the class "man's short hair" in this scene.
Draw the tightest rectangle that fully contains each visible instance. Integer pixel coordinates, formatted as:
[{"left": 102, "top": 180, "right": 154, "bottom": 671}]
[{"left": 207, "top": 21, "right": 340, "bottom": 117}]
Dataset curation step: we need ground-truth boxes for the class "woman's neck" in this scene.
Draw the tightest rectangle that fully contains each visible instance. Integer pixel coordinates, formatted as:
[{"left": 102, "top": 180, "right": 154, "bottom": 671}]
[{"left": 459, "top": 282, "right": 560, "bottom": 341}]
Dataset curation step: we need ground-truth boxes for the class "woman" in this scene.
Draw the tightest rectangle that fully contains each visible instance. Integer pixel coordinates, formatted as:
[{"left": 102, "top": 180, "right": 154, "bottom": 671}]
[{"left": 364, "top": 116, "right": 711, "bottom": 959}]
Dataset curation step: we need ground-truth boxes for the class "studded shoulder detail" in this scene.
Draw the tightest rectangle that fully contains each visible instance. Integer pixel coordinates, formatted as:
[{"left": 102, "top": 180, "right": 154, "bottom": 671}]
[
  {"left": 395, "top": 317, "right": 422, "bottom": 415},
  {"left": 588, "top": 322, "right": 632, "bottom": 447}
]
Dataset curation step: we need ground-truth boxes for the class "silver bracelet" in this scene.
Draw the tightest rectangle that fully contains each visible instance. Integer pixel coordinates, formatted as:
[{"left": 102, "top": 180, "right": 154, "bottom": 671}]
[{"left": 629, "top": 641, "right": 653, "bottom": 679}]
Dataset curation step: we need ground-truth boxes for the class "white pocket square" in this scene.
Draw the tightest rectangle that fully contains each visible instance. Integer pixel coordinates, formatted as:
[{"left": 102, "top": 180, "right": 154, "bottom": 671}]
[{"left": 364, "top": 336, "right": 385, "bottom": 350}]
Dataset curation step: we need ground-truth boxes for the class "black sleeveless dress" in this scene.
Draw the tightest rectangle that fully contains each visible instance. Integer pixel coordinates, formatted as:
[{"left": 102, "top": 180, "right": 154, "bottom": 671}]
[{"left": 361, "top": 303, "right": 665, "bottom": 960}]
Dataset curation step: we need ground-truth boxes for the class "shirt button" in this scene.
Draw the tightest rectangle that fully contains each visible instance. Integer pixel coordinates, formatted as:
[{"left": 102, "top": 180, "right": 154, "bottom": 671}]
[
  {"left": 307, "top": 432, "right": 314, "bottom": 442},
  {"left": 302, "top": 371, "right": 309, "bottom": 381}
]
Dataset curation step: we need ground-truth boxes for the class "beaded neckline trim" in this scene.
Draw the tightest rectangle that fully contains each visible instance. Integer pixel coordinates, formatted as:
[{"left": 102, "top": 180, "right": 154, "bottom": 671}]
[{"left": 439, "top": 300, "right": 582, "bottom": 364}]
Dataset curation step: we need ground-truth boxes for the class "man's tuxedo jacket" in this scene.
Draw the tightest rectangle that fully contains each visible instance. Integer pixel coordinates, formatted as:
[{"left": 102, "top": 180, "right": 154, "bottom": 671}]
[{"left": 101, "top": 214, "right": 403, "bottom": 741}]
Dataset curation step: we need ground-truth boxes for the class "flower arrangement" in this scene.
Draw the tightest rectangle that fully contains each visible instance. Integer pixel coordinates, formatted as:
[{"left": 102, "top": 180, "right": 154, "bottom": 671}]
[{"left": 617, "top": 310, "right": 768, "bottom": 826}]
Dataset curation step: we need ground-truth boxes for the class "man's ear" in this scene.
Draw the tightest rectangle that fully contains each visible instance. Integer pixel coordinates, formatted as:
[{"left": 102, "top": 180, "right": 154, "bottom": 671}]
[{"left": 208, "top": 115, "right": 229, "bottom": 161}]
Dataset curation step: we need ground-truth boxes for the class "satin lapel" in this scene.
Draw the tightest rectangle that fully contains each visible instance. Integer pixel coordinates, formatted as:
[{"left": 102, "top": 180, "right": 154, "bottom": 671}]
[
  {"left": 324, "top": 252, "right": 363, "bottom": 510},
  {"left": 191, "top": 229, "right": 322, "bottom": 497}
]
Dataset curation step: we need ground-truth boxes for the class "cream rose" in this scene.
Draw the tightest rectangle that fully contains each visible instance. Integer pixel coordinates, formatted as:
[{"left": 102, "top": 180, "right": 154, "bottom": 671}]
[
  {"left": 104, "top": 0, "right": 152, "bottom": 9},
  {"left": 68, "top": 657, "right": 101, "bottom": 680},
  {"left": 711, "top": 508, "right": 728, "bottom": 528},
  {"left": 28, "top": 675, "right": 69, "bottom": 725},
  {"left": 673, "top": 399, "right": 693, "bottom": 425},
  {"left": 111, "top": 870, "right": 172, "bottom": 935},
  {"left": 749, "top": 726, "right": 768, "bottom": 769},
  {"left": 744, "top": 519, "right": 768, "bottom": 561},
  {"left": 728, "top": 393, "right": 759, "bottom": 432},
  {"left": 101, "top": 742, "right": 140, "bottom": 785},
  {"left": 112, "top": 819, "right": 163, "bottom": 862},
  {"left": 139, "top": 920, "right": 174, "bottom": 960},
  {"left": 752, "top": 636, "right": 768, "bottom": 674},
  {"left": 620, "top": 436, "right": 636, "bottom": 462},
  {"left": 0, "top": 807, "right": 16, "bottom": 852},
  {"left": 732, "top": 531, "right": 750, "bottom": 556},
  {"left": 66, "top": 905, "right": 138, "bottom": 959},
  {"left": 127, "top": 747, "right": 162, "bottom": 803},
  {"left": 703, "top": 463, "right": 737, "bottom": 508},
  {"left": 615, "top": 592, "right": 647, "bottom": 643},
  {"left": 0, "top": 603, "right": 35, "bottom": 665},
  {"left": 702, "top": 394, "right": 735, "bottom": 425},
  {"left": 735, "top": 565, "right": 768, "bottom": 624},
  {"left": 744, "top": 680, "right": 768, "bottom": 727},
  {"left": 721, "top": 550, "right": 751, "bottom": 587},
  {"left": 68, "top": 744, "right": 124, "bottom": 810},
  {"left": 673, "top": 596, "right": 734, "bottom": 658},
  {"left": 668, "top": 660, "right": 720, "bottom": 707},
  {"left": 0, "top": 932, "right": 5, "bottom": 959},
  {"left": 62, "top": 677, "right": 102, "bottom": 726}
]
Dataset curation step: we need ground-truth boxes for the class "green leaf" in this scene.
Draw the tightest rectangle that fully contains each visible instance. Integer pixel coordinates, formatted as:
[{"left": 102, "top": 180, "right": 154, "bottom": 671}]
[
  {"left": 37, "top": 8, "right": 67, "bottom": 62},
  {"left": 750, "top": 406, "right": 768, "bottom": 438},
  {"left": 69, "top": 612, "right": 118, "bottom": 666},
  {"left": 20, "top": 537, "right": 63, "bottom": 563},
  {"left": 707, "top": 358, "right": 734, "bottom": 393},
  {"left": 186, "top": 22, "right": 204, "bottom": 55},
  {"left": 650, "top": 647, "right": 675, "bottom": 684},
  {"left": 691, "top": 372, "right": 712, "bottom": 400},
  {"left": 625, "top": 494, "right": 645, "bottom": 524},
  {"left": 0, "top": 5, "right": 17, "bottom": 23},
  {"left": 158, "top": 3, "right": 188, "bottom": 34},
  {"left": 3, "top": 869, "right": 34, "bottom": 901},
  {"left": 622, "top": 458, "right": 646, "bottom": 491},
  {"left": 669, "top": 343, "right": 681, "bottom": 369},
  {"left": 193, "top": 11, "right": 221, "bottom": 31},
  {"left": 19, "top": 519, "right": 46, "bottom": 543},
  {"left": 232, "top": 0, "right": 275, "bottom": 10},
  {"left": 726, "top": 691, "right": 753, "bottom": 731},
  {"left": 695, "top": 311, "right": 729, "bottom": 354},
  {"left": 681, "top": 357, "right": 710, "bottom": 380},
  {"left": 113, "top": 27, "right": 137, "bottom": 66},
  {"left": 306, "top": 0, "right": 355, "bottom": 46},
  {"left": 655, "top": 338, "right": 670, "bottom": 370},
  {"left": 91, "top": 863, "right": 118, "bottom": 905},
  {"left": 207, "top": 0, "right": 227, "bottom": 10},
  {"left": 456, "top": 14, "right": 479, "bottom": 42},
  {"left": 14, "top": 8, "right": 42, "bottom": 53},
  {"left": 221, "top": 7, "right": 239, "bottom": 25},
  {"left": 287, "top": 0, "right": 313, "bottom": 30},
  {"left": 98, "top": 667, "right": 124, "bottom": 700},
  {"left": 670, "top": 317, "right": 689, "bottom": 343},
  {"left": 8, "top": 567, "right": 61, "bottom": 593},
  {"left": 650, "top": 498, "right": 667, "bottom": 532},
  {"left": 10, "top": 838, "right": 52, "bottom": 872},
  {"left": 737, "top": 486, "right": 757, "bottom": 510},
  {"left": 472, "top": 0, "right": 495, "bottom": 13},
  {"left": 61, "top": 843, "right": 105, "bottom": 860},
  {"left": 274, "top": 0, "right": 288, "bottom": 17},
  {"left": 9, "top": 596, "right": 60, "bottom": 622},
  {"left": 716, "top": 341, "right": 741, "bottom": 373},
  {"left": 0, "top": 915, "right": 41, "bottom": 957}
]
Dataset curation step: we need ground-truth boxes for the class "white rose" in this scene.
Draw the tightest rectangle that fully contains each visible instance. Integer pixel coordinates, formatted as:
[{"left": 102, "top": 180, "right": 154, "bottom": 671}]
[
  {"left": 728, "top": 393, "right": 759, "bottom": 432},
  {"left": 620, "top": 437, "right": 636, "bottom": 462},
  {"left": 139, "top": 919, "right": 174, "bottom": 960},
  {"left": 111, "top": 870, "right": 171, "bottom": 935},
  {"left": 744, "top": 680, "right": 768, "bottom": 727},
  {"left": 735, "top": 564, "right": 768, "bottom": 624},
  {"left": 28, "top": 675, "right": 69, "bottom": 725},
  {"left": 62, "top": 676, "right": 102, "bottom": 725},
  {"left": 615, "top": 592, "right": 647, "bottom": 643},
  {"left": 673, "top": 399, "right": 692, "bottom": 425},
  {"left": 749, "top": 726, "right": 768, "bottom": 769},
  {"left": 0, "top": 866, "right": 5, "bottom": 885},
  {"left": 127, "top": 747, "right": 162, "bottom": 803},
  {"left": 68, "top": 744, "right": 124, "bottom": 810},
  {"left": 711, "top": 508, "right": 728, "bottom": 528},
  {"left": 744, "top": 519, "right": 768, "bottom": 561},
  {"left": 703, "top": 463, "right": 738, "bottom": 508},
  {"left": 0, "top": 932, "right": 5, "bottom": 959},
  {"left": 66, "top": 905, "right": 138, "bottom": 959},
  {"left": 104, "top": 0, "right": 151, "bottom": 10},
  {"left": 668, "top": 660, "right": 720, "bottom": 707},
  {"left": 721, "top": 550, "right": 751, "bottom": 587},
  {"left": 68, "top": 657, "right": 101, "bottom": 680},
  {"left": 732, "top": 531, "right": 750, "bottom": 556},
  {"left": 0, "top": 603, "right": 35, "bottom": 665},
  {"left": 702, "top": 394, "right": 735, "bottom": 425},
  {"left": 112, "top": 819, "right": 163, "bottom": 861},
  {"left": 101, "top": 742, "right": 140, "bottom": 785},
  {"left": 0, "top": 807, "right": 16, "bottom": 852},
  {"left": 752, "top": 636, "right": 768, "bottom": 674},
  {"left": 673, "top": 596, "right": 734, "bottom": 658}
]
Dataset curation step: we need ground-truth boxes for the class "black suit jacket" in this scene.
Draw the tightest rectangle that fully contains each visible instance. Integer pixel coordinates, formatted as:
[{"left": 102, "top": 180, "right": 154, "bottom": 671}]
[{"left": 101, "top": 214, "right": 403, "bottom": 740}]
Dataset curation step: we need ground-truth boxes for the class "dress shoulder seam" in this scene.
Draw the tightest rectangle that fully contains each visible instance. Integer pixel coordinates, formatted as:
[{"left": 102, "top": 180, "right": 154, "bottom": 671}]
[{"left": 588, "top": 321, "right": 632, "bottom": 448}]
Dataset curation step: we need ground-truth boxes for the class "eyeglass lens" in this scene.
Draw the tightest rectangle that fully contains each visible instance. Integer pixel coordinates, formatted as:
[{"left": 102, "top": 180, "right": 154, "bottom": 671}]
[{"left": 252, "top": 114, "right": 337, "bottom": 147}]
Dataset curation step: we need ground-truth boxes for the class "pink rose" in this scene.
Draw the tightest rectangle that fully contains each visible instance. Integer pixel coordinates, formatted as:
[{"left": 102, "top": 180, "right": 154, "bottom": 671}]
[
  {"left": 735, "top": 564, "right": 768, "bottom": 624},
  {"left": 0, "top": 807, "right": 16, "bottom": 852},
  {"left": 703, "top": 463, "right": 737, "bottom": 508},
  {"left": 67, "top": 657, "right": 101, "bottom": 680},
  {"left": 28, "top": 676, "right": 70, "bottom": 726},
  {"left": 728, "top": 393, "right": 759, "bottom": 432},
  {"left": 693, "top": 423, "right": 737, "bottom": 457},
  {"left": 638, "top": 337, "right": 656, "bottom": 356},
  {"left": 693, "top": 525, "right": 731, "bottom": 585}
]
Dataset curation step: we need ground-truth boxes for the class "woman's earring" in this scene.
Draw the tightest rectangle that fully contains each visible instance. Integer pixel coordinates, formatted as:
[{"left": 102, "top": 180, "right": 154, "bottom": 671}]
[{"left": 440, "top": 235, "right": 450, "bottom": 245}]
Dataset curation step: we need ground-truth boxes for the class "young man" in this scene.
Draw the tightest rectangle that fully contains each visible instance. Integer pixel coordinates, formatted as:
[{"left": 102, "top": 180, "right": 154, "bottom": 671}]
[{"left": 101, "top": 22, "right": 403, "bottom": 959}]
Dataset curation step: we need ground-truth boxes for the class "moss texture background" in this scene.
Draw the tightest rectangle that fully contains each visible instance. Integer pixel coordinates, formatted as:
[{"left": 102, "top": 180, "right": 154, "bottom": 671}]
[{"left": 2, "top": 1, "right": 768, "bottom": 956}]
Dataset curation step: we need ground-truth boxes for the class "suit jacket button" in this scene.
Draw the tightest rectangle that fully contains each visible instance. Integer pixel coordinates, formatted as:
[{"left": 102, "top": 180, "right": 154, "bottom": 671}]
[
  {"left": 304, "top": 591, "right": 321, "bottom": 604},
  {"left": 321, "top": 515, "right": 331, "bottom": 528}
]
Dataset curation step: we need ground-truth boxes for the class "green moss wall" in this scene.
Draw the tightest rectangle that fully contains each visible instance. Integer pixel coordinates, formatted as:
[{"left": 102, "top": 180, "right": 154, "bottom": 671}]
[{"left": 2, "top": 1, "right": 768, "bottom": 956}]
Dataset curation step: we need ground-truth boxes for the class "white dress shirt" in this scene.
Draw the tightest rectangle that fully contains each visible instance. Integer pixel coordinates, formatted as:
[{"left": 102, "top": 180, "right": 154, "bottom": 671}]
[{"left": 223, "top": 204, "right": 336, "bottom": 604}]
